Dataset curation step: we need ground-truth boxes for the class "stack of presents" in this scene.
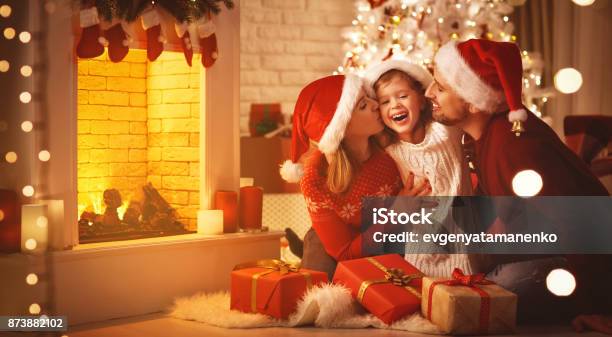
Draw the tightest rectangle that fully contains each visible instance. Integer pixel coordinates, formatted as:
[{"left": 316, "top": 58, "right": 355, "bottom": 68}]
[{"left": 230, "top": 254, "right": 517, "bottom": 334}]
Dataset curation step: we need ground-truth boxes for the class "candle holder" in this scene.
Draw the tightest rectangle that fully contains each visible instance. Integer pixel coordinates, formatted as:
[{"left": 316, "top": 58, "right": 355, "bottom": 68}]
[{"left": 197, "top": 209, "right": 224, "bottom": 235}]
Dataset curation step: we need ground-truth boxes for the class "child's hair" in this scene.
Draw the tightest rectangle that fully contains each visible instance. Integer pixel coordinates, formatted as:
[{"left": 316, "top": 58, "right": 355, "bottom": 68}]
[{"left": 373, "top": 69, "right": 433, "bottom": 144}]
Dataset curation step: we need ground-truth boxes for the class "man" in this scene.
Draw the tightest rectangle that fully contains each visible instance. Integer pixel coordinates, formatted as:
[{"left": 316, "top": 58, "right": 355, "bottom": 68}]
[{"left": 425, "top": 39, "right": 610, "bottom": 329}]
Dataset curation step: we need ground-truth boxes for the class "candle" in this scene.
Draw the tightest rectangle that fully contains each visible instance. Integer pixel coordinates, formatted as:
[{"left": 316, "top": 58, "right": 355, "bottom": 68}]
[
  {"left": 197, "top": 210, "right": 224, "bottom": 235},
  {"left": 21, "top": 204, "right": 48, "bottom": 254},
  {"left": 240, "top": 177, "right": 254, "bottom": 187},
  {"left": 239, "top": 186, "right": 263, "bottom": 230},
  {"left": 41, "top": 199, "right": 65, "bottom": 251},
  {"left": 214, "top": 191, "right": 238, "bottom": 233}
]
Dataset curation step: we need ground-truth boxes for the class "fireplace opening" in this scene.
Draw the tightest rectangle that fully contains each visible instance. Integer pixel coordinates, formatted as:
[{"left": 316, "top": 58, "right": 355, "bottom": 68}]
[{"left": 77, "top": 49, "right": 202, "bottom": 243}]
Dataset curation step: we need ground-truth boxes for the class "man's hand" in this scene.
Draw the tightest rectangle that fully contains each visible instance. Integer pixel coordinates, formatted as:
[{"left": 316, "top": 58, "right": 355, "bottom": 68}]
[{"left": 572, "top": 315, "right": 612, "bottom": 335}]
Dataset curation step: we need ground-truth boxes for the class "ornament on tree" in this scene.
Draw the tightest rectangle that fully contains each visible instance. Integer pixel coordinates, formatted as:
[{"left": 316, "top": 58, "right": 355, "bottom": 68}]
[
  {"left": 100, "top": 22, "right": 130, "bottom": 63},
  {"left": 141, "top": 9, "right": 166, "bottom": 62},
  {"left": 76, "top": 7, "right": 104, "bottom": 59},
  {"left": 175, "top": 22, "right": 193, "bottom": 66},
  {"left": 197, "top": 16, "right": 218, "bottom": 68}
]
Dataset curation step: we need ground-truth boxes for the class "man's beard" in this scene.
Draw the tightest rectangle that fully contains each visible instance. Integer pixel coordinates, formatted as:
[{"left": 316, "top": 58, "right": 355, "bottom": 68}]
[{"left": 433, "top": 107, "right": 468, "bottom": 126}]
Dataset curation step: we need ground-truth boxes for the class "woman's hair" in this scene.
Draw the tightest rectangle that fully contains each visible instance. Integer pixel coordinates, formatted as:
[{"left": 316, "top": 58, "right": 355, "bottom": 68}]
[
  {"left": 316, "top": 137, "right": 383, "bottom": 194},
  {"left": 373, "top": 69, "right": 433, "bottom": 144}
]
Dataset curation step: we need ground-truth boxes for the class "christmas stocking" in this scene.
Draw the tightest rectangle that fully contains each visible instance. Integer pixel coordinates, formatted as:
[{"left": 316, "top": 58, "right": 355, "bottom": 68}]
[
  {"left": 175, "top": 22, "right": 193, "bottom": 66},
  {"left": 197, "top": 17, "right": 218, "bottom": 68},
  {"left": 100, "top": 23, "right": 130, "bottom": 63},
  {"left": 141, "top": 10, "right": 165, "bottom": 62},
  {"left": 76, "top": 7, "right": 104, "bottom": 59}
]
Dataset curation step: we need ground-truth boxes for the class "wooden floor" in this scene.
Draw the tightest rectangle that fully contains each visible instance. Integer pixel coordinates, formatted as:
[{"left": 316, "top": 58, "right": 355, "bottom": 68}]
[{"left": 62, "top": 313, "right": 607, "bottom": 337}]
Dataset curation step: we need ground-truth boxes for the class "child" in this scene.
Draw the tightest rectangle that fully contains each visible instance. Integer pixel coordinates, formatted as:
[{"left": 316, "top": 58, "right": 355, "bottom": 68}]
[{"left": 365, "top": 60, "right": 473, "bottom": 277}]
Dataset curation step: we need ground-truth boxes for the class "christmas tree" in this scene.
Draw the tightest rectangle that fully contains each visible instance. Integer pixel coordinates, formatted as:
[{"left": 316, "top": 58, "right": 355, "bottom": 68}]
[{"left": 337, "top": 0, "right": 554, "bottom": 119}]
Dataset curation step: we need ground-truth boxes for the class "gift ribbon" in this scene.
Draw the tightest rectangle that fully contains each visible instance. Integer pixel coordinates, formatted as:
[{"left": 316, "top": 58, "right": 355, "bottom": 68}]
[
  {"left": 426, "top": 268, "right": 494, "bottom": 334},
  {"left": 234, "top": 259, "right": 312, "bottom": 313},
  {"left": 356, "top": 257, "right": 424, "bottom": 303}
]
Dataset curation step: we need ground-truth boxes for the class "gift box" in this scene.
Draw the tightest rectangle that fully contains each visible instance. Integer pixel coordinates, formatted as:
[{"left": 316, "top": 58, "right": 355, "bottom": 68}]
[
  {"left": 230, "top": 259, "right": 328, "bottom": 319},
  {"left": 333, "top": 254, "right": 423, "bottom": 325},
  {"left": 249, "top": 103, "right": 283, "bottom": 137},
  {"left": 422, "top": 268, "right": 517, "bottom": 335}
]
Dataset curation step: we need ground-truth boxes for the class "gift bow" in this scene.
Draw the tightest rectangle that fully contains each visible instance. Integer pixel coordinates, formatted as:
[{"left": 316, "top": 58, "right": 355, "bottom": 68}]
[
  {"left": 446, "top": 268, "right": 493, "bottom": 287},
  {"left": 357, "top": 257, "right": 423, "bottom": 303},
  {"left": 233, "top": 259, "right": 300, "bottom": 275},
  {"left": 385, "top": 267, "right": 422, "bottom": 287},
  {"left": 427, "top": 268, "right": 494, "bottom": 334},
  {"left": 234, "top": 259, "right": 311, "bottom": 313}
]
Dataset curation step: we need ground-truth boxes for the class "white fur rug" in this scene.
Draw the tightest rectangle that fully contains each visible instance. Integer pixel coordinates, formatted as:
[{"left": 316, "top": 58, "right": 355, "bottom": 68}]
[{"left": 169, "top": 283, "right": 442, "bottom": 334}]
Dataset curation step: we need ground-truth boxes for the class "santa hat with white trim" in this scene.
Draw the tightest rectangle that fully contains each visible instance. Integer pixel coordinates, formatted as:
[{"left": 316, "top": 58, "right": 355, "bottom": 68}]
[
  {"left": 280, "top": 74, "right": 363, "bottom": 183},
  {"left": 363, "top": 59, "right": 433, "bottom": 96},
  {"left": 434, "top": 39, "right": 528, "bottom": 136}
]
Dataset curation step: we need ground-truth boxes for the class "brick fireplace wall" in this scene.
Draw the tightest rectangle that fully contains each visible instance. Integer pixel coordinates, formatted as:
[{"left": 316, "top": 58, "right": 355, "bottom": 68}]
[
  {"left": 77, "top": 49, "right": 201, "bottom": 230},
  {"left": 146, "top": 53, "right": 202, "bottom": 229}
]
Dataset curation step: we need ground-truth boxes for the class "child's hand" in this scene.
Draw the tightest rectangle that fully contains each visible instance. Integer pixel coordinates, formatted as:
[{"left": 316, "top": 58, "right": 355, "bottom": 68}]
[{"left": 399, "top": 172, "right": 431, "bottom": 196}]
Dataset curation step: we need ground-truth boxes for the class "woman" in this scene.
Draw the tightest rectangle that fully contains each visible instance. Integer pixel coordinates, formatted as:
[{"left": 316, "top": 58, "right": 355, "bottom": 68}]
[{"left": 280, "top": 74, "right": 429, "bottom": 277}]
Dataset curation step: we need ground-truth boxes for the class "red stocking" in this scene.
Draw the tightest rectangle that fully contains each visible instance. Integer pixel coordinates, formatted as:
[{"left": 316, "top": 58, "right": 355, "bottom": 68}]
[
  {"left": 101, "top": 23, "right": 129, "bottom": 63},
  {"left": 76, "top": 7, "right": 104, "bottom": 59},
  {"left": 141, "top": 10, "right": 165, "bottom": 62},
  {"left": 175, "top": 22, "right": 193, "bottom": 66},
  {"left": 197, "top": 18, "right": 218, "bottom": 68}
]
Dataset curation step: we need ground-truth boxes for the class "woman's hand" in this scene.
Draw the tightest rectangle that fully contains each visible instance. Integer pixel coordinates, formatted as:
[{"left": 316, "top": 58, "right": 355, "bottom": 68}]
[
  {"left": 399, "top": 172, "right": 431, "bottom": 196},
  {"left": 572, "top": 315, "right": 612, "bottom": 334}
]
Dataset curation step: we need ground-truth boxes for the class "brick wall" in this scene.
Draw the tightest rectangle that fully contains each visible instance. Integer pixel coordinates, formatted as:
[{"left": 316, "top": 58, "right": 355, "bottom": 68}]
[
  {"left": 77, "top": 49, "right": 201, "bottom": 230},
  {"left": 77, "top": 49, "right": 148, "bottom": 214},
  {"left": 147, "top": 53, "right": 202, "bottom": 229},
  {"left": 240, "top": 0, "right": 354, "bottom": 135}
]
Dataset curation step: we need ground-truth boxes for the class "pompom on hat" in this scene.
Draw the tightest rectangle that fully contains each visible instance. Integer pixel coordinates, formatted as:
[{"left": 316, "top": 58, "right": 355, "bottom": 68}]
[
  {"left": 363, "top": 59, "right": 433, "bottom": 96},
  {"left": 280, "top": 74, "right": 363, "bottom": 183},
  {"left": 434, "top": 39, "right": 528, "bottom": 136}
]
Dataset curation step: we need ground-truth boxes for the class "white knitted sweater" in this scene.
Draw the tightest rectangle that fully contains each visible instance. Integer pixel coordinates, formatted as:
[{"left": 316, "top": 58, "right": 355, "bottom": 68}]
[{"left": 386, "top": 122, "right": 474, "bottom": 277}]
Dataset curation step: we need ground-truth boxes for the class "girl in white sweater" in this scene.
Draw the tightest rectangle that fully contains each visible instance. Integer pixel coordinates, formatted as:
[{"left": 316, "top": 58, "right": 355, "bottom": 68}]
[{"left": 365, "top": 60, "right": 473, "bottom": 277}]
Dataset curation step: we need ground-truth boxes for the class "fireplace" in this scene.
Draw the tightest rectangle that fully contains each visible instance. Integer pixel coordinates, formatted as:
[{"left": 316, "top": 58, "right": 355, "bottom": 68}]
[{"left": 77, "top": 49, "right": 201, "bottom": 243}]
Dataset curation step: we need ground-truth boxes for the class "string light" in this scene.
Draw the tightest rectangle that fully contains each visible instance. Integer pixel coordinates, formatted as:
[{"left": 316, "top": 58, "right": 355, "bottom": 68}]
[
  {"left": 0, "top": 60, "right": 8, "bottom": 72},
  {"left": 19, "top": 31, "right": 31, "bottom": 43},
  {"left": 25, "top": 238, "right": 37, "bottom": 250},
  {"left": 5, "top": 151, "right": 17, "bottom": 163},
  {"left": 22, "top": 185, "right": 35, "bottom": 197},
  {"left": 38, "top": 150, "right": 51, "bottom": 162},
  {"left": 0, "top": 5, "right": 11, "bottom": 17},
  {"left": 554, "top": 68, "right": 583, "bottom": 94},
  {"left": 20, "top": 91, "right": 32, "bottom": 103},
  {"left": 512, "top": 170, "right": 543, "bottom": 197},
  {"left": 21, "top": 121, "right": 34, "bottom": 132},
  {"left": 36, "top": 216, "right": 48, "bottom": 228},
  {"left": 21, "top": 65, "right": 32, "bottom": 77},
  {"left": 3, "top": 27, "right": 16, "bottom": 39},
  {"left": 0, "top": 209, "right": 4, "bottom": 221},
  {"left": 572, "top": 0, "right": 596, "bottom": 6},
  {"left": 546, "top": 269, "right": 576, "bottom": 296},
  {"left": 26, "top": 273, "right": 39, "bottom": 285},
  {"left": 29, "top": 303, "right": 41, "bottom": 315}
]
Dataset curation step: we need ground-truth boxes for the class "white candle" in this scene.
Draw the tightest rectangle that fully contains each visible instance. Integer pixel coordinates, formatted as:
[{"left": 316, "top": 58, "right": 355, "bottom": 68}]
[
  {"left": 21, "top": 204, "right": 48, "bottom": 254},
  {"left": 41, "top": 199, "right": 65, "bottom": 251},
  {"left": 240, "top": 177, "right": 254, "bottom": 187},
  {"left": 197, "top": 210, "right": 223, "bottom": 235}
]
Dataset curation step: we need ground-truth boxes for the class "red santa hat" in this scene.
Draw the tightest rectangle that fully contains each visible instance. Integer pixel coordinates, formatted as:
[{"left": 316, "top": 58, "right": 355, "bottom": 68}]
[
  {"left": 363, "top": 59, "right": 433, "bottom": 96},
  {"left": 280, "top": 74, "right": 363, "bottom": 183},
  {"left": 434, "top": 39, "right": 528, "bottom": 134}
]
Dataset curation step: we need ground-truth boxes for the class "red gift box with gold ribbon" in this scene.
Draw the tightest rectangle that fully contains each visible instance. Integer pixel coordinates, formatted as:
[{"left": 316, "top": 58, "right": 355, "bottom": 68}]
[
  {"left": 333, "top": 254, "right": 423, "bottom": 325},
  {"left": 230, "top": 259, "right": 328, "bottom": 319},
  {"left": 422, "top": 268, "right": 517, "bottom": 335}
]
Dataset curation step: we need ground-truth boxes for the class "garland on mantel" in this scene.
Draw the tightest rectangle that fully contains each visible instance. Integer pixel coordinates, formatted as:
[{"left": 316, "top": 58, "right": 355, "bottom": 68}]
[
  {"left": 75, "top": 0, "right": 234, "bottom": 67},
  {"left": 77, "top": 0, "right": 234, "bottom": 23}
]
